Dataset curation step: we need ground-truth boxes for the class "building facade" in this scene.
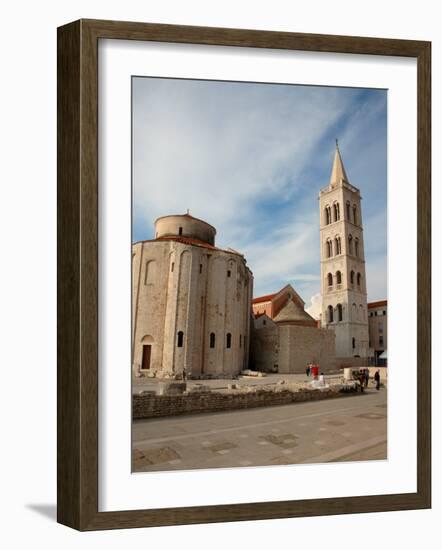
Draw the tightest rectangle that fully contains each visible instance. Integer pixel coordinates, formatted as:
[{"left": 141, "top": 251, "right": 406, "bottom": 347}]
[
  {"left": 319, "top": 143, "right": 370, "bottom": 358},
  {"left": 368, "top": 300, "right": 388, "bottom": 364},
  {"left": 132, "top": 213, "right": 253, "bottom": 378},
  {"left": 250, "top": 285, "right": 336, "bottom": 373}
]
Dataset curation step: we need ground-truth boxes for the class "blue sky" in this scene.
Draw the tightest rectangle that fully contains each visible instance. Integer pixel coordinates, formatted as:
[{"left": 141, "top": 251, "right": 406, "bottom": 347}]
[{"left": 132, "top": 77, "right": 387, "bottom": 312}]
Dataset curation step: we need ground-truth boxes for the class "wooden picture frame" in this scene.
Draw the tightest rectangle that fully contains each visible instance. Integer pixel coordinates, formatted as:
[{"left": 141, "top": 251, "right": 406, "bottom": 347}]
[{"left": 57, "top": 19, "right": 431, "bottom": 531}]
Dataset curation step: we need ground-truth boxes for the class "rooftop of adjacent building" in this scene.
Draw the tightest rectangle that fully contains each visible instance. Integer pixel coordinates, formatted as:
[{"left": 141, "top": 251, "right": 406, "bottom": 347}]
[{"left": 368, "top": 299, "right": 388, "bottom": 309}]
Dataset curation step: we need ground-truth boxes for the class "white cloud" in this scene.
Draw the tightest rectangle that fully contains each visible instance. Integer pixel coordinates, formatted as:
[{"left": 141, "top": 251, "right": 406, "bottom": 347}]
[{"left": 133, "top": 78, "right": 387, "bottom": 306}]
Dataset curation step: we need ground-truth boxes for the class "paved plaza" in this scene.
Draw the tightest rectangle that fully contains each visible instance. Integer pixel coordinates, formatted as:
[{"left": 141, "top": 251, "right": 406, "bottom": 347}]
[{"left": 132, "top": 386, "right": 387, "bottom": 472}]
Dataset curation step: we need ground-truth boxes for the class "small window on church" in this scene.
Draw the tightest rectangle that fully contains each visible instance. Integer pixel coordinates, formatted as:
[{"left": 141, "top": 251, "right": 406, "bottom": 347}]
[
  {"left": 179, "top": 226, "right": 183, "bottom": 236},
  {"left": 227, "top": 270, "right": 231, "bottom": 277},
  {"left": 357, "top": 273, "right": 362, "bottom": 286},
  {"left": 171, "top": 262, "right": 174, "bottom": 272},
  {"left": 336, "top": 271, "right": 342, "bottom": 284},
  {"left": 226, "top": 333, "right": 232, "bottom": 348},
  {"left": 352, "top": 337, "right": 356, "bottom": 349},
  {"left": 355, "top": 238, "right": 359, "bottom": 257},
  {"left": 346, "top": 201, "right": 351, "bottom": 220},
  {"left": 210, "top": 332, "right": 216, "bottom": 348},
  {"left": 177, "top": 331, "right": 184, "bottom": 347},
  {"left": 350, "top": 270, "right": 355, "bottom": 285},
  {"left": 327, "top": 273, "right": 333, "bottom": 287},
  {"left": 353, "top": 205, "right": 357, "bottom": 225},
  {"left": 199, "top": 263, "right": 203, "bottom": 273}
]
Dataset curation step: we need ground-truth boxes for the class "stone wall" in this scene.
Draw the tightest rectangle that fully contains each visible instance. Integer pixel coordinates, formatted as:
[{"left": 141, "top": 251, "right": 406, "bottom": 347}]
[
  {"left": 278, "top": 325, "right": 336, "bottom": 373},
  {"left": 133, "top": 384, "right": 358, "bottom": 419}
]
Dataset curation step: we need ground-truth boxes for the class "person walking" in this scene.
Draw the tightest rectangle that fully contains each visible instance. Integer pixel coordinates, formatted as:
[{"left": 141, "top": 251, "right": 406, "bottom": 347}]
[
  {"left": 374, "top": 369, "right": 381, "bottom": 390},
  {"left": 364, "top": 368, "right": 370, "bottom": 387},
  {"left": 359, "top": 370, "right": 365, "bottom": 393}
]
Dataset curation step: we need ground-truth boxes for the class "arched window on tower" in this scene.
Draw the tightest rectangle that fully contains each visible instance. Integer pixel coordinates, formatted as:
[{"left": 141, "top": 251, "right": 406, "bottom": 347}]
[
  {"left": 326, "top": 239, "right": 333, "bottom": 258},
  {"left": 348, "top": 234, "right": 353, "bottom": 255},
  {"left": 336, "top": 202, "right": 340, "bottom": 220},
  {"left": 355, "top": 238, "right": 359, "bottom": 257},
  {"left": 327, "top": 273, "right": 333, "bottom": 288},
  {"left": 336, "top": 271, "right": 342, "bottom": 285},
  {"left": 324, "top": 206, "right": 332, "bottom": 225},
  {"left": 327, "top": 305, "right": 334, "bottom": 323},
  {"left": 226, "top": 333, "right": 232, "bottom": 349},
  {"left": 346, "top": 201, "right": 351, "bottom": 220},
  {"left": 177, "top": 331, "right": 184, "bottom": 348},
  {"left": 350, "top": 270, "right": 355, "bottom": 285},
  {"left": 337, "top": 303, "right": 343, "bottom": 322},
  {"left": 353, "top": 205, "right": 357, "bottom": 225},
  {"left": 334, "top": 236, "right": 341, "bottom": 255},
  {"left": 357, "top": 272, "right": 362, "bottom": 287},
  {"left": 210, "top": 332, "right": 216, "bottom": 349},
  {"left": 333, "top": 203, "right": 338, "bottom": 222}
]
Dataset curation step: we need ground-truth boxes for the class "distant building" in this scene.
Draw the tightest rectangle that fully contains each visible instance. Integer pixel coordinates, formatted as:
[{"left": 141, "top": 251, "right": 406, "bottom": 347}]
[
  {"left": 250, "top": 285, "right": 336, "bottom": 373},
  {"left": 368, "top": 300, "right": 388, "bottom": 365},
  {"left": 132, "top": 213, "right": 253, "bottom": 378},
  {"left": 319, "top": 142, "right": 371, "bottom": 360}
]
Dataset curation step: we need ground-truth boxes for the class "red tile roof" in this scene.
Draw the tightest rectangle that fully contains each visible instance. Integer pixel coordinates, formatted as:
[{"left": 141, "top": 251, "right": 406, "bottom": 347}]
[
  {"left": 156, "top": 235, "right": 217, "bottom": 249},
  {"left": 368, "top": 299, "right": 388, "bottom": 308},
  {"left": 252, "top": 293, "right": 277, "bottom": 304}
]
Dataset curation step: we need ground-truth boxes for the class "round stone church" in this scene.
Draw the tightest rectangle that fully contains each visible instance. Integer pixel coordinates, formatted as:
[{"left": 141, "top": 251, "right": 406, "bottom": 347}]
[{"left": 132, "top": 213, "right": 253, "bottom": 378}]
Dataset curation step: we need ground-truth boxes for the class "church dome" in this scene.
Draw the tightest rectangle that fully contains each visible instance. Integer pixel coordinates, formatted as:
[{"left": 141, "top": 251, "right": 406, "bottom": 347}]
[{"left": 154, "top": 213, "right": 216, "bottom": 245}]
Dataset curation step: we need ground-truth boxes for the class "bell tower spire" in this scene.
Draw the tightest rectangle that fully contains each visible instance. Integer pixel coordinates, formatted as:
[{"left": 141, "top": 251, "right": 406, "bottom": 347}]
[{"left": 329, "top": 139, "right": 349, "bottom": 187}]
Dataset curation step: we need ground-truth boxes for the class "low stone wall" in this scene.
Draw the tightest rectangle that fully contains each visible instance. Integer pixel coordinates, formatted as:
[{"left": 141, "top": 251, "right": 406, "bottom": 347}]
[{"left": 133, "top": 384, "right": 358, "bottom": 419}]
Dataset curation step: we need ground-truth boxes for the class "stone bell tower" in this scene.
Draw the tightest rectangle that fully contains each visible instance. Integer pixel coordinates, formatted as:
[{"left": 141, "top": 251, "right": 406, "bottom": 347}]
[{"left": 319, "top": 141, "right": 370, "bottom": 358}]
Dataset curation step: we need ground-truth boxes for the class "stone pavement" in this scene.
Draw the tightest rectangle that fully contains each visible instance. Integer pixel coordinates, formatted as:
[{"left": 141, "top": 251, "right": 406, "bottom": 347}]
[{"left": 132, "top": 386, "right": 387, "bottom": 472}]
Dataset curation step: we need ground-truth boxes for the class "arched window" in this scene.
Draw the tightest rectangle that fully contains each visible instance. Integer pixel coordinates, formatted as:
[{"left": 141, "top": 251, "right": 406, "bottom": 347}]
[
  {"left": 326, "top": 239, "right": 333, "bottom": 258},
  {"left": 324, "top": 206, "right": 332, "bottom": 225},
  {"left": 210, "top": 332, "right": 216, "bottom": 349},
  {"left": 337, "top": 303, "right": 343, "bottom": 321},
  {"left": 352, "top": 303, "right": 357, "bottom": 320},
  {"left": 348, "top": 234, "right": 353, "bottom": 255},
  {"left": 333, "top": 203, "right": 338, "bottom": 222},
  {"left": 353, "top": 205, "right": 357, "bottom": 225},
  {"left": 239, "top": 335, "right": 242, "bottom": 348},
  {"left": 336, "top": 271, "right": 342, "bottom": 284},
  {"left": 346, "top": 201, "right": 351, "bottom": 220},
  {"left": 171, "top": 262, "right": 174, "bottom": 272},
  {"left": 355, "top": 238, "right": 359, "bottom": 257},
  {"left": 357, "top": 272, "right": 362, "bottom": 286},
  {"left": 327, "top": 305, "right": 334, "bottom": 323},
  {"left": 336, "top": 202, "right": 340, "bottom": 220},
  {"left": 327, "top": 273, "right": 333, "bottom": 287},
  {"left": 334, "top": 236, "right": 341, "bottom": 255},
  {"left": 352, "top": 337, "right": 356, "bottom": 349},
  {"left": 227, "top": 270, "right": 231, "bottom": 278},
  {"left": 350, "top": 270, "right": 355, "bottom": 285},
  {"left": 177, "top": 331, "right": 184, "bottom": 347},
  {"left": 226, "top": 333, "right": 232, "bottom": 349},
  {"left": 179, "top": 226, "right": 183, "bottom": 236},
  {"left": 144, "top": 260, "right": 157, "bottom": 285}
]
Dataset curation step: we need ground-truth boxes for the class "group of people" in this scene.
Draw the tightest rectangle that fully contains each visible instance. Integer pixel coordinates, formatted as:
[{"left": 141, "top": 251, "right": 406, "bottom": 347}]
[{"left": 355, "top": 368, "right": 381, "bottom": 392}]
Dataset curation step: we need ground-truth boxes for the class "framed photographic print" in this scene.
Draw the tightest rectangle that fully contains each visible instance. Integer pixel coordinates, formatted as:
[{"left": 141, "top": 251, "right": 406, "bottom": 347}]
[{"left": 57, "top": 19, "right": 431, "bottom": 530}]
